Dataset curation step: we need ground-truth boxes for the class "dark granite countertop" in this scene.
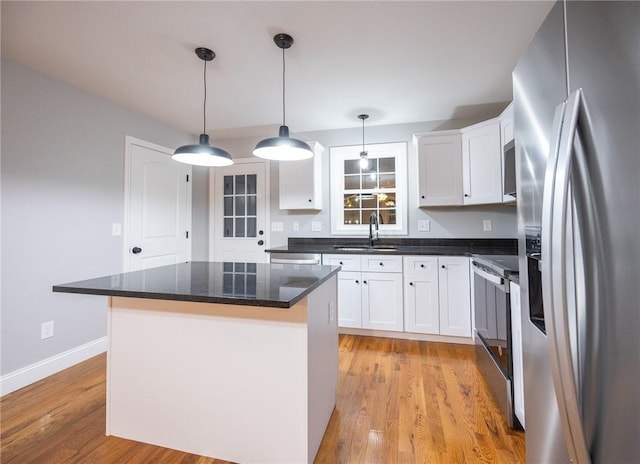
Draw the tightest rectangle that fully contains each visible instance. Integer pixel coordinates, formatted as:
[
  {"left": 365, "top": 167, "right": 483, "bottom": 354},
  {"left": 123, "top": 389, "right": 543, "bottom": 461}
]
[
  {"left": 266, "top": 237, "right": 518, "bottom": 257},
  {"left": 53, "top": 261, "right": 340, "bottom": 309}
]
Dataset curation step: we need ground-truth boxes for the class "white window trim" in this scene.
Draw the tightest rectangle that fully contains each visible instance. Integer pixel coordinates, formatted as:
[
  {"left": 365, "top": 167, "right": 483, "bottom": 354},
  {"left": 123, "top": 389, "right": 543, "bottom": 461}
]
[{"left": 330, "top": 142, "right": 408, "bottom": 236}]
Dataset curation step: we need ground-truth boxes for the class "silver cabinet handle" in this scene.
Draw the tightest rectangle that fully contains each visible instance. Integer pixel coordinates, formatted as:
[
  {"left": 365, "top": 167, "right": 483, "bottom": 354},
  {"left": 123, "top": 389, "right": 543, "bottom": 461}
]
[{"left": 542, "top": 89, "right": 590, "bottom": 464}]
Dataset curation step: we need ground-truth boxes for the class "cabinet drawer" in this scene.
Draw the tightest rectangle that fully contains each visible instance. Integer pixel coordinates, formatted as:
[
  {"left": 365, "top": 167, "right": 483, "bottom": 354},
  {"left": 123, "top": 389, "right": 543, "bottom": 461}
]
[
  {"left": 322, "top": 254, "right": 361, "bottom": 272},
  {"left": 361, "top": 255, "right": 403, "bottom": 273},
  {"left": 403, "top": 256, "right": 438, "bottom": 275}
]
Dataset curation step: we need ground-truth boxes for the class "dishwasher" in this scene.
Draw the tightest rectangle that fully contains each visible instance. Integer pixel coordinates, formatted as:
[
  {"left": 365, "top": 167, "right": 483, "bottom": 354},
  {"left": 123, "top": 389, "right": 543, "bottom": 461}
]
[{"left": 269, "top": 252, "right": 322, "bottom": 265}]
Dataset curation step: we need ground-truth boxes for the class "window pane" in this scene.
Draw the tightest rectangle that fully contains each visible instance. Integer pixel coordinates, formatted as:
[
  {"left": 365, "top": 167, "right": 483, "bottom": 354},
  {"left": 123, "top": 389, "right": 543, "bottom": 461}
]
[
  {"left": 246, "top": 274, "right": 257, "bottom": 296},
  {"left": 247, "top": 218, "right": 257, "bottom": 237},
  {"left": 344, "top": 175, "right": 360, "bottom": 190},
  {"left": 234, "top": 274, "right": 245, "bottom": 292},
  {"left": 360, "top": 158, "right": 374, "bottom": 172},
  {"left": 224, "top": 197, "right": 233, "bottom": 216},
  {"left": 367, "top": 158, "right": 379, "bottom": 174},
  {"left": 235, "top": 175, "right": 245, "bottom": 195},
  {"left": 362, "top": 209, "right": 377, "bottom": 224},
  {"left": 362, "top": 173, "right": 377, "bottom": 189},
  {"left": 235, "top": 196, "right": 245, "bottom": 216},
  {"left": 344, "top": 194, "right": 359, "bottom": 209},
  {"left": 224, "top": 176, "right": 234, "bottom": 195},
  {"left": 223, "top": 273, "right": 233, "bottom": 294},
  {"left": 224, "top": 218, "right": 233, "bottom": 237},
  {"left": 379, "top": 173, "right": 396, "bottom": 188},
  {"left": 247, "top": 196, "right": 257, "bottom": 216},
  {"left": 344, "top": 210, "right": 361, "bottom": 225},
  {"left": 344, "top": 159, "right": 359, "bottom": 174},
  {"left": 247, "top": 263, "right": 257, "bottom": 273},
  {"left": 361, "top": 194, "right": 377, "bottom": 209},
  {"left": 379, "top": 209, "right": 397, "bottom": 225},
  {"left": 235, "top": 218, "right": 245, "bottom": 237},
  {"left": 246, "top": 175, "right": 257, "bottom": 194},
  {"left": 381, "top": 192, "right": 396, "bottom": 208},
  {"left": 223, "top": 262, "right": 233, "bottom": 272},
  {"left": 379, "top": 157, "right": 395, "bottom": 173},
  {"left": 234, "top": 262, "right": 245, "bottom": 272}
]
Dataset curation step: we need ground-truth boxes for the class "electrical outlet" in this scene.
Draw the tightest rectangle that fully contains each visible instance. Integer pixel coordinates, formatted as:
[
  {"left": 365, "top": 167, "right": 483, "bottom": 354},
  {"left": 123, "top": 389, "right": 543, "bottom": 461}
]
[
  {"left": 418, "top": 220, "right": 431, "bottom": 232},
  {"left": 483, "top": 219, "right": 492, "bottom": 232},
  {"left": 41, "top": 321, "right": 54, "bottom": 340},
  {"left": 311, "top": 221, "right": 322, "bottom": 232},
  {"left": 271, "top": 222, "right": 284, "bottom": 232},
  {"left": 293, "top": 222, "right": 300, "bottom": 232}
]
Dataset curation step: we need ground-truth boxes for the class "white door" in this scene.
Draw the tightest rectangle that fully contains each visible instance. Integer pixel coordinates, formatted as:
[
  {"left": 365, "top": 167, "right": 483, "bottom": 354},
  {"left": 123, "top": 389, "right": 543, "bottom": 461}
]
[
  {"left": 124, "top": 136, "right": 192, "bottom": 271},
  {"left": 211, "top": 160, "right": 268, "bottom": 263}
]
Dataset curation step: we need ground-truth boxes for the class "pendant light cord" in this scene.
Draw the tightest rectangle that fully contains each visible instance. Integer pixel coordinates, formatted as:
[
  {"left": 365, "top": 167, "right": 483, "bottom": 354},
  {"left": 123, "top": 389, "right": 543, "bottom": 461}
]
[
  {"left": 203, "top": 59, "right": 207, "bottom": 134},
  {"left": 281, "top": 46, "right": 286, "bottom": 127},
  {"left": 362, "top": 117, "right": 365, "bottom": 152}
]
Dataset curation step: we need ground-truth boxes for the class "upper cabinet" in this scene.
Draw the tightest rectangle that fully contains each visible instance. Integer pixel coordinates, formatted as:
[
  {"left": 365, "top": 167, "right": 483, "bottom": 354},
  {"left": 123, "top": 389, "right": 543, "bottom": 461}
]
[
  {"left": 415, "top": 132, "right": 463, "bottom": 207},
  {"left": 279, "top": 142, "right": 324, "bottom": 210},
  {"left": 461, "top": 119, "right": 503, "bottom": 205},
  {"left": 414, "top": 103, "right": 515, "bottom": 207}
]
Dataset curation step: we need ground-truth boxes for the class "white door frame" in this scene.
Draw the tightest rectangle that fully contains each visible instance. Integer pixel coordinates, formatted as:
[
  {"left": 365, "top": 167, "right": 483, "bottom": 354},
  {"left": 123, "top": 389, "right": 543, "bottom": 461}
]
[
  {"left": 208, "top": 158, "right": 270, "bottom": 262},
  {"left": 123, "top": 135, "right": 192, "bottom": 271}
]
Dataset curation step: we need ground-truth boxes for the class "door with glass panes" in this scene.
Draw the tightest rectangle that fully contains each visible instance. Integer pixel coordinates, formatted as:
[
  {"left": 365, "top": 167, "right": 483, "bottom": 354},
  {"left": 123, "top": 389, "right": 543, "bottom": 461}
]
[{"left": 212, "top": 160, "right": 268, "bottom": 263}]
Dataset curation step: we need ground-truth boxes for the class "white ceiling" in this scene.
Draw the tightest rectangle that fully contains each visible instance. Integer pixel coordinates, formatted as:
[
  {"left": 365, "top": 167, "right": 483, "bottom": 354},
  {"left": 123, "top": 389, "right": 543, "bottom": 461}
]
[{"left": 1, "top": 1, "right": 553, "bottom": 140}]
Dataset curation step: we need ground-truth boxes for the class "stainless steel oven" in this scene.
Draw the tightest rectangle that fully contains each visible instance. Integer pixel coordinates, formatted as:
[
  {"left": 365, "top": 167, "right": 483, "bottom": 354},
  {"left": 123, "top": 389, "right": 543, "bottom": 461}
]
[{"left": 472, "top": 255, "right": 521, "bottom": 429}]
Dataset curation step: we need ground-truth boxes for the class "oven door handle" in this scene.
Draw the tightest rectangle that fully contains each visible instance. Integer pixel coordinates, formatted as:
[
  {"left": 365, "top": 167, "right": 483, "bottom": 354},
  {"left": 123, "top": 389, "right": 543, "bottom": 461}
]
[{"left": 472, "top": 264, "right": 504, "bottom": 287}]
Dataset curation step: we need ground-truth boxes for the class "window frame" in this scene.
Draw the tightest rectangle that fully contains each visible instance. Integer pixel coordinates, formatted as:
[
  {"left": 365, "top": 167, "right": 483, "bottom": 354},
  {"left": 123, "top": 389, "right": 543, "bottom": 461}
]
[{"left": 330, "top": 142, "right": 408, "bottom": 235}]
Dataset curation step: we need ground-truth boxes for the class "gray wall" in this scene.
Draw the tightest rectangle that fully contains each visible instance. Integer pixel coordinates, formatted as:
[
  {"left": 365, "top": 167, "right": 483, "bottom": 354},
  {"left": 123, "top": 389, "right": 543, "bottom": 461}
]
[
  {"left": 216, "top": 118, "right": 517, "bottom": 248},
  {"left": 0, "top": 59, "right": 208, "bottom": 375}
]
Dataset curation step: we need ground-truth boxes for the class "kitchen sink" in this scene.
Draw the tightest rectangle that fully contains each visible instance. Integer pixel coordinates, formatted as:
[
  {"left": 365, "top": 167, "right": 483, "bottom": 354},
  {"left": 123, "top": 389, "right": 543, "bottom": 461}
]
[{"left": 332, "top": 245, "right": 398, "bottom": 251}]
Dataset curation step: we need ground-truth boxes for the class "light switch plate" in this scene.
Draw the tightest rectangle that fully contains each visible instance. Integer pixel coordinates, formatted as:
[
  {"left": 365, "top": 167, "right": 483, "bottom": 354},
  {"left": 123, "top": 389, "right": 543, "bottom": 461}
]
[
  {"left": 483, "top": 219, "right": 492, "bottom": 232},
  {"left": 293, "top": 222, "right": 300, "bottom": 232},
  {"left": 112, "top": 223, "right": 122, "bottom": 236},
  {"left": 271, "top": 222, "right": 284, "bottom": 232},
  {"left": 311, "top": 221, "right": 322, "bottom": 232},
  {"left": 418, "top": 220, "right": 431, "bottom": 232}
]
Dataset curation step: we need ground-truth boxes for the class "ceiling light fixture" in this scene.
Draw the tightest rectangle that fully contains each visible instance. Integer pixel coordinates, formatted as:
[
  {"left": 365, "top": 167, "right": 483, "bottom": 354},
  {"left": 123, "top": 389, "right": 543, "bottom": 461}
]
[
  {"left": 172, "top": 47, "right": 233, "bottom": 167},
  {"left": 358, "top": 114, "right": 369, "bottom": 169},
  {"left": 253, "top": 34, "right": 313, "bottom": 161}
]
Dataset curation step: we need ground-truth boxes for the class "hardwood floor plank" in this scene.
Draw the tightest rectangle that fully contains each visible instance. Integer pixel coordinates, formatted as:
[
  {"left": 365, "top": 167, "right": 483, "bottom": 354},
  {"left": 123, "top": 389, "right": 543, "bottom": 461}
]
[{"left": 1, "top": 335, "right": 525, "bottom": 463}]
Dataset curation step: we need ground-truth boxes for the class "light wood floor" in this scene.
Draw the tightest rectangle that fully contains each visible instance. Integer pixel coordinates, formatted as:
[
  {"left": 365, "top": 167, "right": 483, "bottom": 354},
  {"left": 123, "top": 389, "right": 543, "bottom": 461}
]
[{"left": 1, "top": 335, "right": 525, "bottom": 463}]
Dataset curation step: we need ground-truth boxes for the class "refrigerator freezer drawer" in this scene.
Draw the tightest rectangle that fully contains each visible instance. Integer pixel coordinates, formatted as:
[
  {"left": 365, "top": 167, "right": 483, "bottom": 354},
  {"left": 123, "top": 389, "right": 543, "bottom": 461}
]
[{"left": 475, "top": 336, "right": 515, "bottom": 428}]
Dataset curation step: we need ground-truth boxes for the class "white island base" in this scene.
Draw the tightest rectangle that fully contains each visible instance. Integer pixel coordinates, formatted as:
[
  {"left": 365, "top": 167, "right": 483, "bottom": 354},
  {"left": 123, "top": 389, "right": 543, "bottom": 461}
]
[{"left": 106, "top": 276, "right": 338, "bottom": 464}]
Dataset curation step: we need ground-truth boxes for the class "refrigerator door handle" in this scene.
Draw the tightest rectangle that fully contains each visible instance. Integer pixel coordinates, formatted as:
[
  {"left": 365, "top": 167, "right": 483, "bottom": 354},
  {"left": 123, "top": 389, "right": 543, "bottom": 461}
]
[{"left": 542, "top": 89, "right": 591, "bottom": 464}]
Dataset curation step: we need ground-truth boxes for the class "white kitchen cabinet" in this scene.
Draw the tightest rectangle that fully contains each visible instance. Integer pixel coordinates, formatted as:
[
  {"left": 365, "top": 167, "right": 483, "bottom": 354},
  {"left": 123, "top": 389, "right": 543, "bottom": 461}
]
[
  {"left": 510, "top": 280, "right": 525, "bottom": 428},
  {"left": 461, "top": 119, "right": 503, "bottom": 205},
  {"left": 414, "top": 132, "right": 463, "bottom": 206},
  {"left": 403, "top": 256, "right": 440, "bottom": 334},
  {"left": 322, "top": 254, "right": 403, "bottom": 332},
  {"left": 500, "top": 103, "right": 516, "bottom": 204},
  {"left": 500, "top": 102, "right": 514, "bottom": 148},
  {"left": 438, "top": 256, "right": 472, "bottom": 337},
  {"left": 279, "top": 141, "right": 324, "bottom": 210},
  {"left": 361, "top": 272, "right": 404, "bottom": 331}
]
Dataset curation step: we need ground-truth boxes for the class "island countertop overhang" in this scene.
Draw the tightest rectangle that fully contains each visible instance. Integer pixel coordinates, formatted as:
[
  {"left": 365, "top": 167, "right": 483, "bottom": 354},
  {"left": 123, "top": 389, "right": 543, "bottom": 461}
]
[{"left": 53, "top": 261, "right": 341, "bottom": 309}]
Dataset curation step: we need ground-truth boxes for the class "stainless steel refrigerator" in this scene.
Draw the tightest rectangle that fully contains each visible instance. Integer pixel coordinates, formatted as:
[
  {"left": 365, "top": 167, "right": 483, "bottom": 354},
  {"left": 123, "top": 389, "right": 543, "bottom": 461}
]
[{"left": 514, "top": 1, "right": 639, "bottom": 463}]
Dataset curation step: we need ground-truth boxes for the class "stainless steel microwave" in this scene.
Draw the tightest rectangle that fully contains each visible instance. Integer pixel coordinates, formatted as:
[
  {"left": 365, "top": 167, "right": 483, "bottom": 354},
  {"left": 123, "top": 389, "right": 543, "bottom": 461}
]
[{"left": 503, "top": 139, "right": 516, "bottom": 197}]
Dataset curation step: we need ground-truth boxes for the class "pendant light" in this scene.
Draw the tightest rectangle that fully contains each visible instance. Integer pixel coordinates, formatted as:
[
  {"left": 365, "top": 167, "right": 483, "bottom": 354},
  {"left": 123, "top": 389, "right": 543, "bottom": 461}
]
[
  {"left": 253, "top": 34, "right": 313, "bottom": 161},
  {"left": 358, "top": 114, "right": 369, "bottom": 169},
  {"left": 173, "top": 47, "right": 233, "bottom": 167}
]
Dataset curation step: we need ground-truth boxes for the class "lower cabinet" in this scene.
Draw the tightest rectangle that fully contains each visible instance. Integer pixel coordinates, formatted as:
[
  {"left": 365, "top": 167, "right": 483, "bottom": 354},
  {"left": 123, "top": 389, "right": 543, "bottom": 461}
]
[
  {"left": 404, "top": 255, "right": 472, "bottom": 337},
  {"left": 324, "top": 253, "right": 472, "bottom": 338},
  {"left": 323, "top": 254, "right": 404, "bottom": 332}
]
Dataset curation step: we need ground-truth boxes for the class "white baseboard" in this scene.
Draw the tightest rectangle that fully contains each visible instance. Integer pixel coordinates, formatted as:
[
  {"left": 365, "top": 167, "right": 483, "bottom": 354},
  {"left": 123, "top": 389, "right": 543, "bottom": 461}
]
[
  {"left": 0, "top": 337, "right": 107, "bottom": 397},
  {"left": 338, "top": 327, "right": 474, "bottom": 345}
]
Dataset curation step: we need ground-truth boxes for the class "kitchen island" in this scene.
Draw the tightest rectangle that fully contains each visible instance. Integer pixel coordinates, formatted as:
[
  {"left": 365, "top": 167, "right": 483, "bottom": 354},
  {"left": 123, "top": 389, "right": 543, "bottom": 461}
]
[{"left": 53, "top": 261, "right": 340, "bottom": 464}]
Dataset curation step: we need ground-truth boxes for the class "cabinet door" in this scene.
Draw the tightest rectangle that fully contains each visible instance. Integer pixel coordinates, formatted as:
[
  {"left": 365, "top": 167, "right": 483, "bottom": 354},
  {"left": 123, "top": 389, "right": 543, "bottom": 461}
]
[
  {"left": 336, "top": 271, "right": 362, "bottom": 328},
  {"left": 361, "top": 272, "right": 404, "bottom": 332},
  {"left": 279, "top": 142, "right": 323, "bottom": 210},
  {"left": 416, "top": 134, "right": 463, "bottom": 206},
  {"left": 404, "top": 257, "right": 439, "bottom": 334},
  {"left": 438, "top": 257, "right": 471, "bottom": 337},
  {"left": 461, "top": 121, "right": 502, "bottom": 205},
  {"left": 510, "top": 281, "right": 525, "bottom": 428}
]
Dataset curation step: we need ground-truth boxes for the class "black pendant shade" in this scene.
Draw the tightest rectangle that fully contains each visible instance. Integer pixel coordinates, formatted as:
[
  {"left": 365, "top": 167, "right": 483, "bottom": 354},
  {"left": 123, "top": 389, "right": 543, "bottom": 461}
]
[
  {"left": 253, "top": 34, "right": 313, "bottom": 161},
  {"left": 173, "top": 48, "right": 233, "bottom": 167}
]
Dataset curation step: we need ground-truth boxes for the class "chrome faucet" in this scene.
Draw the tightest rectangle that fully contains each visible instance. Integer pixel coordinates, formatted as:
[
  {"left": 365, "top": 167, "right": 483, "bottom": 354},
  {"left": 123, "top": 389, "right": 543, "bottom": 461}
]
[{"left": 369, "top": 212, "right": 379, "bottom": 247}]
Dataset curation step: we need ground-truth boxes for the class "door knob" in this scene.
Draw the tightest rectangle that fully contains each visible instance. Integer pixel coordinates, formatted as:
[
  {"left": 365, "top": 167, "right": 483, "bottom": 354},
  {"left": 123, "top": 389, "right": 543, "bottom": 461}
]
[
  {"left": 132, "top": 247, "right": 142, "bottom": 254},
  {"left": 258, "top": 240, "right": 264, "bottom": 246}
]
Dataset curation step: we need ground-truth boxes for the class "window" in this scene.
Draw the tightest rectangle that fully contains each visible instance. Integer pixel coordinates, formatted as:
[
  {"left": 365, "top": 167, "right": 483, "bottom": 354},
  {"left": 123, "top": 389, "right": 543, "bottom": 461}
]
[{"left": 330, "top": 142, "right": 407, "bottom": 235}]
